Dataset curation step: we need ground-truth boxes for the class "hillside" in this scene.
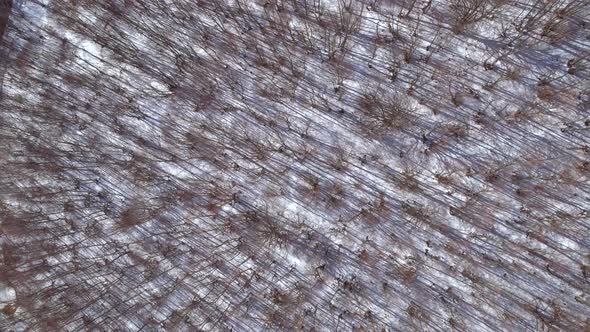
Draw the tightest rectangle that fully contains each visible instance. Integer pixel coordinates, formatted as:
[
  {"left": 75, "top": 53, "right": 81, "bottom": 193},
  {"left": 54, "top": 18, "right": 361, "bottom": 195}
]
[{"left": 0, "top": 0, "right": 589, "bottom": 330}]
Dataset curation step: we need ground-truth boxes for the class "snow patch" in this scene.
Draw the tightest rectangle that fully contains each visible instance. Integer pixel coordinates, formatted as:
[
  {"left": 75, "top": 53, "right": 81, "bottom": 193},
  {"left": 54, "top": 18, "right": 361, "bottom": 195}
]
[{"left": 0, "top": 284, "right": 16, "bottom": 302}]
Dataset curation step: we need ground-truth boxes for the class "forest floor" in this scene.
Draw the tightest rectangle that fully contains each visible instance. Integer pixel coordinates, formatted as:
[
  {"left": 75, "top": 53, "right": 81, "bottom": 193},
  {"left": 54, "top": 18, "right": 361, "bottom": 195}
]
[{"left": 0, "top": 0, "right": 589, "bottom": 331}]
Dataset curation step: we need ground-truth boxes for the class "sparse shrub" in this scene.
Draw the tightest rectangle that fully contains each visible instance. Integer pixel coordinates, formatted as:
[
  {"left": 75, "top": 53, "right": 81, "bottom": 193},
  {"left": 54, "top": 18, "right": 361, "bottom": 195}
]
[
  {"left": 119, "top": 202, "right": 150, "bottom": 229},
  {"left": 2, "top": 304, "right": 16, "bottom": 316},
  {"left": 448, "top": 0, "right": 506, "bottom": 34},
  {"left": 394, "top": 169, "right": 421, "bottom": 192},
  {"left": 357, "top": 90, "right": 414, "bottom": 133},
  {"left": 326, "top": 182, "right": 346, "bottom": 208},
  {"left": 504, "top": 66, "right": 523, "bottom": 81},
  {"left": 537, "top": 81, "right": 556, "bottom": 102}
]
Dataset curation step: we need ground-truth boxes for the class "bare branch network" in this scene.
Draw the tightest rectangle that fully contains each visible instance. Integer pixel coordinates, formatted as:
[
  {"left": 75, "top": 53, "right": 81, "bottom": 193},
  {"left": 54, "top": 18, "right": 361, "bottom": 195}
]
[{"left": 0, "top": 0, "right": 589, "bottom": 331}]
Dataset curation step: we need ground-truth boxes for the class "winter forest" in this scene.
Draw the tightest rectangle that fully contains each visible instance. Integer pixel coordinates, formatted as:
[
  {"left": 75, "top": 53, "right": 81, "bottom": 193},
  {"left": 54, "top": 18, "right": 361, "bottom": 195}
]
[{"left": 0, "top": 0, "right": 589, "bottom": 330}]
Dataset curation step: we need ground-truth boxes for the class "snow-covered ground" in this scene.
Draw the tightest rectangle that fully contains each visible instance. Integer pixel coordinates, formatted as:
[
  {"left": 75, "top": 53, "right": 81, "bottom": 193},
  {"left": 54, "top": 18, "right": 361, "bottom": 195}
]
[{"left": 0, "top": 0, "right": 589, "bottom": 331}]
